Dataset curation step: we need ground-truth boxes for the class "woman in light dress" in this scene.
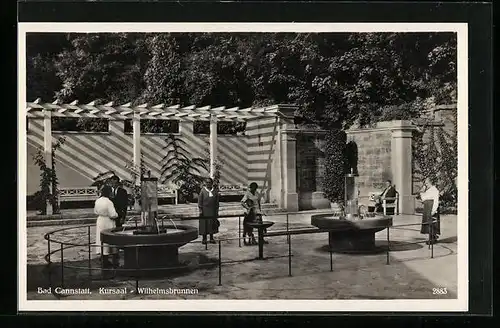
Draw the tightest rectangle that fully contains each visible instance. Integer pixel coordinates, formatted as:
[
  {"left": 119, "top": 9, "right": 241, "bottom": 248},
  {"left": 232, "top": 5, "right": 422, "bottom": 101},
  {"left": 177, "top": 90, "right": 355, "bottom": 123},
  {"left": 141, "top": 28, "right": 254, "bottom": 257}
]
[
  {"left": 418, "top": 178, "right": 441, "bottom": 244},
  {"left": 94, "top": 185, "right": 119, "bottom": 268}
]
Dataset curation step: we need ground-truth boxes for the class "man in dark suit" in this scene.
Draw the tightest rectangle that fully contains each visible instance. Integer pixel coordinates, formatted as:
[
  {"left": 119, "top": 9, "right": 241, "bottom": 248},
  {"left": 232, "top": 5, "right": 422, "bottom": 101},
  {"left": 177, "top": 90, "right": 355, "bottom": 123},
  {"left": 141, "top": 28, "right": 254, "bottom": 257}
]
[
  {"left": 375, "top": 180, "right": 397, "bottom": 213},
  {"left": 108, "top": 175, "right": 128, "bottom": 228}
]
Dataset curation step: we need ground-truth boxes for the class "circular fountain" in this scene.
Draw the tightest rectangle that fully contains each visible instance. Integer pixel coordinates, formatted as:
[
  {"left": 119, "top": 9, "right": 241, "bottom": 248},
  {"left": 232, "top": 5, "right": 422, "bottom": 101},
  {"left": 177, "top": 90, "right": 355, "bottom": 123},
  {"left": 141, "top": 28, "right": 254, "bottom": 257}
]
[
  {"left": 100, "top": 224, "right": 198, "bottom": 276},
  {"left": 311, "top": 172, "right": 393, "bottom": 253},
  {"left": 100, "top": 176, "right": 198, "bottom": 277},
  {"left": 311, "top": 213, "right": 392, "bottom": 253}
]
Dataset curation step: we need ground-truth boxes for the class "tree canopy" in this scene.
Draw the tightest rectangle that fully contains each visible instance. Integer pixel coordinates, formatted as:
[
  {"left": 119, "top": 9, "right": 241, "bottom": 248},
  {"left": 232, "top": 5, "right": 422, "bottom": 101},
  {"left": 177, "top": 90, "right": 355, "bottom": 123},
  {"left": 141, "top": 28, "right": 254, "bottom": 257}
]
[{"left": 26, "top": 32, "right": 457, "bottom": 129}]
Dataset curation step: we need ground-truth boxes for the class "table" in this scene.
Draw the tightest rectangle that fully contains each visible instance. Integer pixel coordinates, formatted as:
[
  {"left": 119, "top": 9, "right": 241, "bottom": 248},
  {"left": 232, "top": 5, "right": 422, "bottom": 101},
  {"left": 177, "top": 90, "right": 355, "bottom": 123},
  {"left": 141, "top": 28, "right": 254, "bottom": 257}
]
[{"left": 246, "top": 221, "right": 275, "bottom": 259}]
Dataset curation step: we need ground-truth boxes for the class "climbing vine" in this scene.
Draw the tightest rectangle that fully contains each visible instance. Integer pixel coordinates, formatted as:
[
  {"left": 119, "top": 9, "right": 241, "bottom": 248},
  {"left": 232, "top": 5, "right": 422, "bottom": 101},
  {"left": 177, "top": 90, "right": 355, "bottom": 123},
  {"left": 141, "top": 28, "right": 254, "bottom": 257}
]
[
  {"left": 32, "top": 136, "right": 66, "bottom": 214},
  {"left": 324, "top": 129, "right": 347, "bottom": 204},
  {"left": 412, "top": 111, "right": 457, "bottom": 209}
]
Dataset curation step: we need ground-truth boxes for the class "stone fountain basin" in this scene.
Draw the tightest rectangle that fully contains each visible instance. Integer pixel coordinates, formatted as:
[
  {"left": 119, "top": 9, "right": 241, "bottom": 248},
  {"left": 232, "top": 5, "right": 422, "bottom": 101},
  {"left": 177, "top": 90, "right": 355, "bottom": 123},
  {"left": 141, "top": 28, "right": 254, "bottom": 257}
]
[
  {"left": 100, "top": 224, "right": 198, "bottom": 248},
  {"left": 100, "top": 224, "right": 199, "bottom": 276},
  {"left": 311, "top": 214, "right": 393, "bottom": 232},
  {"left": 311, "top": 214, "right": 393, "bottom": 253}
]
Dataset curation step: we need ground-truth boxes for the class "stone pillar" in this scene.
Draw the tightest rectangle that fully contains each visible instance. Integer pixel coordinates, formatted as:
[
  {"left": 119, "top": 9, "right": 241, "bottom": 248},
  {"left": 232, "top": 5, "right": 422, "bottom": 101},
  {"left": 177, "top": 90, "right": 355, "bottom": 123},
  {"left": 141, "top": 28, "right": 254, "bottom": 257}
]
[
  {"left": 43, "top": 109, "right": 53, "bottom": 215},
  {"left": 281, "top": 127, "right": 299, "bottom": 212},
  {"left": 132, "top": 111, "right": 141, "bottom": 209},
  {"left": 390, "top": 121, "right": 416, "bottom": 215},
  {"left": 269, "top": 117, "right": 282, "bottom": 204}
]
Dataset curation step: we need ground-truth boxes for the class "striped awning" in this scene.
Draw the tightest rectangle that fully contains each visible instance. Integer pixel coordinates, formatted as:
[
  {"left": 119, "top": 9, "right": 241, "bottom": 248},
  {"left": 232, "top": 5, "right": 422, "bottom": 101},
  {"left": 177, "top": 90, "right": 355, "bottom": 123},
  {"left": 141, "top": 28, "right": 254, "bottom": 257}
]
[{"left": 25, "top": 99, "right": 297, "bottom": 121}]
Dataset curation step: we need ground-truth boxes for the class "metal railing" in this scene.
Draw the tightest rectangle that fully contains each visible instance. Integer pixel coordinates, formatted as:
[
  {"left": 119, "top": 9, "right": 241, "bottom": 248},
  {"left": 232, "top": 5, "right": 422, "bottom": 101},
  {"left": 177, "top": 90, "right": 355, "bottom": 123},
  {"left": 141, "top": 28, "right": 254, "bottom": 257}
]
[{"left": 42, "top": 212, "right": 444, "bottom": 297}]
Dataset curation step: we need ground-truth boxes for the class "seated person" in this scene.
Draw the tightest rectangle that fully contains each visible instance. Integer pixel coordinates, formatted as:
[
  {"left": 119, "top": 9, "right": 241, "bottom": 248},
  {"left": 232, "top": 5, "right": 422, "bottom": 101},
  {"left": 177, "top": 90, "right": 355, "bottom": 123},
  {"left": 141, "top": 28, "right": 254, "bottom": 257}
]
[{"left": 373, "top": 180, "right": 397, "bottom": 213}]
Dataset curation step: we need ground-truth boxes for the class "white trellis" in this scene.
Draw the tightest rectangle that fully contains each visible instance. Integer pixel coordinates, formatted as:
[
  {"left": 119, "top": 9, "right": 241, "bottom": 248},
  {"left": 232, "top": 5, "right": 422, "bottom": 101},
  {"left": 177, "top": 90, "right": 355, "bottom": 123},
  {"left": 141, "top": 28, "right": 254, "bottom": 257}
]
[{"left": 26, "top": 99, "right": 297, "bottom": 214}]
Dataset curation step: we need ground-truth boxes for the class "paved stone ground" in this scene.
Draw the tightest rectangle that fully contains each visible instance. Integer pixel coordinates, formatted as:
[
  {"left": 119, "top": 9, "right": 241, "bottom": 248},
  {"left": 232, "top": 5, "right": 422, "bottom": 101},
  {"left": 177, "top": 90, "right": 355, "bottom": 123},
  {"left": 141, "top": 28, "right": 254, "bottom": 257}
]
[{"left": 25, "top": 212, "right": 457, "bottom": 300}]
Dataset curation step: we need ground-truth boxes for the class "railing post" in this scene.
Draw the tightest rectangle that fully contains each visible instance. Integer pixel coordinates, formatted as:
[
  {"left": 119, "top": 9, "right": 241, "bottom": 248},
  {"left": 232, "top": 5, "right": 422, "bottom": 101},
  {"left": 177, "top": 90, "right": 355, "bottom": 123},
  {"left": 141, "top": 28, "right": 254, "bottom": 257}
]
[
  {"left": 386, "top": 224, "right": 390, "bottom": 265},
  {"left": 60, "top": 244, "right": 64, "bottom": 288},
  {"left": 88, "top": 225, "right": 92, "bottom": 279},
  {"left": 218, "top": 240, "right": 222, "bottom": 286},
  {"left": 205, "top": 218, "right": 208, "bottom": 250},
  {"left": 430, "top": 219, "right": 434, "bottom": 258},
  {"left": 47, "top": 237, "right": 52, "bottom": 288},
  {"left": 428, "top": 220, "right": 432, "bottom": 250},
  {"left": 135, "top": 246, "right": 139, "bottom": 292},
  {"left": 286, "top": 213, "right": 290, "bottom": 245},
  {"left": 238, "top": 216, "right": 241, "bottom": 248},
  {"left": 329, "top": 245, "right": 333, "bottom": 272}
]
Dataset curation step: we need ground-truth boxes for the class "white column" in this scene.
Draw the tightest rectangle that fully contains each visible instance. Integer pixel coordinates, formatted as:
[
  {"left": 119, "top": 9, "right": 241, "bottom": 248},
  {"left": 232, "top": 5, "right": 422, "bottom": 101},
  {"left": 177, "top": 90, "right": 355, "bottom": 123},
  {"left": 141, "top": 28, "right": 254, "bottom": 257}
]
[
  {"left": 391, "top": 124, "right": 415, "bottom": 215},
  {"left": 270, "top": 117, "right": 282, "bottom": 204},
  {"left": 132, "top": 111, "right": 141, "bottom": 186},
  {"left": 43, "top": 109, "right": 53, "bottom": 215},
  {"left": 209, "top": 115, "right": 217, "bottom": 179},
  {"left": 281, "top": 127, "right": 299, "bottom": 212}
]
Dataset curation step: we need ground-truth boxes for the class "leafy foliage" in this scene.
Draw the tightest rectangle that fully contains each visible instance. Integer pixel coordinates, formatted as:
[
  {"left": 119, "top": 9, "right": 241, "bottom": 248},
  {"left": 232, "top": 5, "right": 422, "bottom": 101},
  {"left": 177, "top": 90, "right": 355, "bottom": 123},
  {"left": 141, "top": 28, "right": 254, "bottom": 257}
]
[
  {"left": 160, "top": 134, "right": 209, "bottom": 203},
  {"left": 32, "top": 136, "right": 66, "bottom": 214},
  {"left": 27, "top": 32, "right": 457, "bottom": 131},
  {"left": 412, "top": 112, "right": 458, "bottom": 208}
]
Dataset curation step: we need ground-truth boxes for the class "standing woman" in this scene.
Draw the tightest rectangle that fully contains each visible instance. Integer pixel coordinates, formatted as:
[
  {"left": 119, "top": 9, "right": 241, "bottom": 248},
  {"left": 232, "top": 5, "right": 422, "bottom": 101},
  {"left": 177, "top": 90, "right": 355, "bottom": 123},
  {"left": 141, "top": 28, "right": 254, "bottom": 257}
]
[
  {"left": 419, "top": 178, "right": 441, "bottom": 244},
  {"left": 94, "top": 185, "right": 119, "bottom": 268},
  {"left": 198, "top": 178, "right": 220, "bottom": 245},
  {"left": 241, "top": 182, "right": 267, "bottom": 245}
]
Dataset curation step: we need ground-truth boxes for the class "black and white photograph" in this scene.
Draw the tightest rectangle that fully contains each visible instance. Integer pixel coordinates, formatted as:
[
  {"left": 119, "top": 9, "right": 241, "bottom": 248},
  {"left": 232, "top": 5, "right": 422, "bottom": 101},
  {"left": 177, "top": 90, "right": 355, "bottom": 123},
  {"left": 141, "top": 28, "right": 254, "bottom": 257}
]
[{"left": 18, "top": 22, "right": 468, "bottom": 312}]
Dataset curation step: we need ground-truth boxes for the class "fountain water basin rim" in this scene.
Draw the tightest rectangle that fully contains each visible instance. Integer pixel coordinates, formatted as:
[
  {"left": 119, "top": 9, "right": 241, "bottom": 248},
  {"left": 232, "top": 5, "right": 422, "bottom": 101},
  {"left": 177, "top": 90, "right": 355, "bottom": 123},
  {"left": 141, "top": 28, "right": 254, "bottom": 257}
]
[
  {"left": 100, "top": 224, "right": 199, "bottom": 247},
  {"left": 311, "top": 214, "right": 393, "bottom": 231}
]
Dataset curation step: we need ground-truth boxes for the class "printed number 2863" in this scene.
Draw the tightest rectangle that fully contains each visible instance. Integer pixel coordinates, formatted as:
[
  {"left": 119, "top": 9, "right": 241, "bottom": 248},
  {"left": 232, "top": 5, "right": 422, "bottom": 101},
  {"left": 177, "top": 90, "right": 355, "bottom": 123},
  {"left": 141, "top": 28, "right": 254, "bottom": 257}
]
[{"left": 432, "top": 288, "right": 448, "bottom": 295}]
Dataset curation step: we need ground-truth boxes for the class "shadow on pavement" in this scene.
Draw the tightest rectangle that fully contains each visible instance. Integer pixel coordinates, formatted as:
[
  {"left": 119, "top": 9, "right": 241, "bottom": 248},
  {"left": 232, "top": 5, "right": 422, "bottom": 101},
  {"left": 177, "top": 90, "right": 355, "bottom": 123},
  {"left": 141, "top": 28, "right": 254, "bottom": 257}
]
[{"left": 27, "top": 252, "right": 218, "bottom": 293}]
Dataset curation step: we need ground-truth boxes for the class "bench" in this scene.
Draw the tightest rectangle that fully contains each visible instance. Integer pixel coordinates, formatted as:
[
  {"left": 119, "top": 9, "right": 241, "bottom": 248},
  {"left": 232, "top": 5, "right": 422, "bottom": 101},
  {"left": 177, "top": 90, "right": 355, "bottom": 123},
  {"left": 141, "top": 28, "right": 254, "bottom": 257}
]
[
  {"left": 57, "top": 187, "right": 99, "bottom": 206},
  {"left": 218, "top": 184, "right": 247, "bottom": 196},
  {"left": 367, "top": 191, "right": 399, "bottom": 215},
  {"left": 157, "top": 184, "right": 178, "bottom": 205}
]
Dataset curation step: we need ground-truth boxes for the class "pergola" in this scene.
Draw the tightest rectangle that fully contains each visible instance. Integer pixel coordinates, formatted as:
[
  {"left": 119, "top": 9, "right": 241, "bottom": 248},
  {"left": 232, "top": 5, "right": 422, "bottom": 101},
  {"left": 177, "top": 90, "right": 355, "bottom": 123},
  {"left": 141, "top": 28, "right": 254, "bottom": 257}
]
[{"left": 26, "top": 99, "right": 297, "bottom": 213}]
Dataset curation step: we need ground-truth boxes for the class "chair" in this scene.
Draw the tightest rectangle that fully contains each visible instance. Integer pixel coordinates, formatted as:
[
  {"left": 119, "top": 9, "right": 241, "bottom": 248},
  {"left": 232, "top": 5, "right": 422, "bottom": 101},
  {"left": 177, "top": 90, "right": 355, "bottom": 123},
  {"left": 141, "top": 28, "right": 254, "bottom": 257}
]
[{"left": 382, "top": 190, "right": 399, "bottom": 215}]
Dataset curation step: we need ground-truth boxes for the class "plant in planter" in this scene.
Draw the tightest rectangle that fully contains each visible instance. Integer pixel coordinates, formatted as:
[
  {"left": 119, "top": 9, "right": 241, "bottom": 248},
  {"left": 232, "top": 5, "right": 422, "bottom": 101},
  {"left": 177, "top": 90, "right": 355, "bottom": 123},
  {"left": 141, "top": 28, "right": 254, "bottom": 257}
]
[
  {"left": 32, "top": 136, "right": 66, "bottom": 215},
  {"left": 324, "top": 129, "right": 347, "bottom": 212},
  {"left": 161, "top": 133, "right": 209, "bottom": 203}
]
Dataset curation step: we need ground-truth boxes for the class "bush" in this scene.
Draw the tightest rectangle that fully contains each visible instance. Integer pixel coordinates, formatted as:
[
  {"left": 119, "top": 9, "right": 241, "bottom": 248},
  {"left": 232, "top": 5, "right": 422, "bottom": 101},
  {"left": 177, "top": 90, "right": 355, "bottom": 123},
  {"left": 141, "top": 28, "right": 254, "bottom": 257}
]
[{"left": 324, "top": 129, "right": 347, "bottom": 203}]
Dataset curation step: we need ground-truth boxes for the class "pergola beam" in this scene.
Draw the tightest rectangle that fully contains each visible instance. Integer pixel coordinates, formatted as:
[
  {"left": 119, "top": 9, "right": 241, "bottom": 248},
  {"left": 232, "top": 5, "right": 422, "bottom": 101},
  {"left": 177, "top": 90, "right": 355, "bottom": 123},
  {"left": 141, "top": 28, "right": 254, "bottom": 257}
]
[{"left": 26, "top": 100, "right": 282, "bottom": 122}]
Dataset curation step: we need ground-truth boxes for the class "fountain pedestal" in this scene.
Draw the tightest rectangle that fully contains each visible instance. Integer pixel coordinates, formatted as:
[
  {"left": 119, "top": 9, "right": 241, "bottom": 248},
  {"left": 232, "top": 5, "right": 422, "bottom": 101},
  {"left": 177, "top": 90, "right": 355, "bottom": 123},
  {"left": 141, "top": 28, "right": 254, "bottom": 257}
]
[
  {"left": 100, "top": 225, "right": 198, "bottom": 278},
  {"left": 328, "top": 229, "right": 378, "bottom": 252},
  {"left": 122, "top": 244, "right": 179, "bottom": 277}
]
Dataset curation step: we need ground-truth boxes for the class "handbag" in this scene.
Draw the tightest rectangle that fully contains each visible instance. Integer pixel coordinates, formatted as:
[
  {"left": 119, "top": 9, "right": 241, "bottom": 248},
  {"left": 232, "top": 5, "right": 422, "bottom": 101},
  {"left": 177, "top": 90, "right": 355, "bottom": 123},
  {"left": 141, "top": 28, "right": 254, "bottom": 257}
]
[{"left": 212, "top": 218, "right": 221, "bottom": 230}]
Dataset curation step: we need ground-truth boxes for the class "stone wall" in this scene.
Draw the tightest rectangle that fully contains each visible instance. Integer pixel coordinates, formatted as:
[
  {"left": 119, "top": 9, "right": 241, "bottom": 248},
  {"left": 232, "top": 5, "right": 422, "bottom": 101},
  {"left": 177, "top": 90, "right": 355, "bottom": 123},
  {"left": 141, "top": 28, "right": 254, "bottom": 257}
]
[{"left": 346, "top": 124, "right": 393, "bottom": 200}]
